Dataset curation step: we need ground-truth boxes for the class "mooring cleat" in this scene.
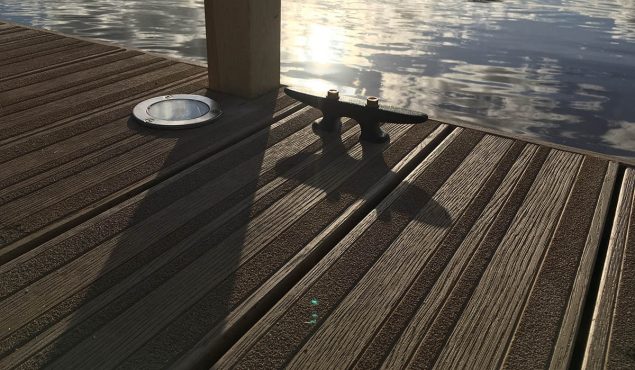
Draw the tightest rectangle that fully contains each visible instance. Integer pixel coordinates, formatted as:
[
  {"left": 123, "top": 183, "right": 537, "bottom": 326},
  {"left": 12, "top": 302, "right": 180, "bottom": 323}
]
[{"left": 284, "top": 87, "right": 429, "bottom": 143}]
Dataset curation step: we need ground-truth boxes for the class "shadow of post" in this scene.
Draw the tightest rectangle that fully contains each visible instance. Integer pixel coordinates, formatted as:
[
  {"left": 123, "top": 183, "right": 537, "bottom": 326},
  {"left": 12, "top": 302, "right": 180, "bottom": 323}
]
[
  {"left": 274, "top": 125, "right": 452, "bottom": 227},
  {"left": 36, "top": 97, "right": 451, "bottom": 369},
  {"left": 35, "top": 89, "right": 279, "bottom": 368}
]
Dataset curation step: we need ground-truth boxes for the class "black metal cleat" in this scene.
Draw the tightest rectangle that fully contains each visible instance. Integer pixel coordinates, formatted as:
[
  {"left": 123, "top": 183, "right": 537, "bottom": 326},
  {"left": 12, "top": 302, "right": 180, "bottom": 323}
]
[{"left": 284, "top": 87, "right": 429, "bottom": 143}]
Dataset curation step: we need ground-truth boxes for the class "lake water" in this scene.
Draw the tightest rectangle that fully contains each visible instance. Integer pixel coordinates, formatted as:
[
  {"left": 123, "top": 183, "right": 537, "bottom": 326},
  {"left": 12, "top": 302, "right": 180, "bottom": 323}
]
[{"left": 1, "top": 0, "right": 634, "bottom": 158}]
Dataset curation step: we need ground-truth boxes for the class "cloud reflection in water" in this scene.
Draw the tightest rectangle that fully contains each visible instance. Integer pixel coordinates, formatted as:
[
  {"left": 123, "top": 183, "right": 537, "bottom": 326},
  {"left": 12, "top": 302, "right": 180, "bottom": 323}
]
[{"left": 1, "top": 0, "right": 634, "bottom": 158}]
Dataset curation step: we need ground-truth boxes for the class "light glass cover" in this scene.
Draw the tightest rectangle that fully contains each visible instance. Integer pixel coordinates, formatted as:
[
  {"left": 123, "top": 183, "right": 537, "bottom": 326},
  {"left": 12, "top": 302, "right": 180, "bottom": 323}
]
[{"left": 147, "top": 99, "right": 210, "bottom": 120}]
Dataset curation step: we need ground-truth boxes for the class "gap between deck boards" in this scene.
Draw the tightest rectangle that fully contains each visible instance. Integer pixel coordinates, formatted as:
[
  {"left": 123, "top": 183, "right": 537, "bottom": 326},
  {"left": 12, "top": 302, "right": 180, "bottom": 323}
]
[{"left": 0, "top": 97, "right": 306, "bottom": 265}]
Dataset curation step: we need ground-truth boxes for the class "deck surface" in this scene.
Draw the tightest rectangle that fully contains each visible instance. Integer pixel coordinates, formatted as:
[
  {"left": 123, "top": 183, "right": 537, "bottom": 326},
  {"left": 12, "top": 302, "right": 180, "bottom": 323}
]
[{"left": 0, "top": 22, "right": 633, "bottom": 370}]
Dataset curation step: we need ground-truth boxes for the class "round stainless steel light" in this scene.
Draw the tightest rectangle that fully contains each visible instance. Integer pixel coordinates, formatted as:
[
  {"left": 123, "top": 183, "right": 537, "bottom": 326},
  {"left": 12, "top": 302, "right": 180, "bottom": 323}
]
[{"left": 132, "top": 94, "right": 222, "bottom": 129}]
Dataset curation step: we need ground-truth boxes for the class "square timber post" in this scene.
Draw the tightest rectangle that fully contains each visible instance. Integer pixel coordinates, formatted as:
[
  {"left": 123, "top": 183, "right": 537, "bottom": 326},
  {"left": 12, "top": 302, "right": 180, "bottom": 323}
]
[{"left": 204, "top": 0, "right": 281, "bottom": 98}]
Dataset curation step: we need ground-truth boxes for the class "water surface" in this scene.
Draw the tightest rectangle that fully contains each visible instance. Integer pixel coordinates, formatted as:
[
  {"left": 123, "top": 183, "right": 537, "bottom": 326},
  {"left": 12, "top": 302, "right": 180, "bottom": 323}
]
[{"left": 1, "top": 0, "right": 634, "bottom": 158}]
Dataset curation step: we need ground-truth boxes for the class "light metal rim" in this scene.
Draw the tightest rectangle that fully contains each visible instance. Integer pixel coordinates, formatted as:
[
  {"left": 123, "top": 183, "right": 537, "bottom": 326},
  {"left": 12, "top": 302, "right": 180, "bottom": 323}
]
[{"left": 132, "top": 94, "right": 222, "bottom": 129}]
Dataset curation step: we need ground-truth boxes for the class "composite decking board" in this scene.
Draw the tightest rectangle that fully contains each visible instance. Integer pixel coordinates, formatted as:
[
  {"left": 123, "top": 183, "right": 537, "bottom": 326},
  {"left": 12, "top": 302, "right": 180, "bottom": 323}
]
[
  {"left": 0, "top": 83, "right": 213, "bottom": 200},
  {"left": 0, "top": 30, "right": 43, "bottom": 44},
  {"left": 43, "top": 123, "right": 420, "bottom": 370},
  {"left": 217, "top": 140, "right": 614, "bottom": 370},
  {"left": 0, "top": 38, "right": 86, "bottom": 64},
  {"left": 0, "top": 60, "right": 194, "bottom": 127},
  {"left": 0, "top": 84, "right": 215, "bottom": 195},
  {"left": 0, "top": 91, "right": 298, "bottom": 257},
  {"left": 213, "top": 128, "right": 489, "bottom": 369},
  {"left": 397, "top": 155, "right": 610, "bottom": 370},
  {"left": 0, "top": 116, "right": 346, "bottom": 368},
  {"left": 0, "top": 34, "right": 64, "bottom": 54},
  {"left": 286, "top": 134, "right": 513, "bottom": 370},
  {"left": 584, "top": 167, "right": 635, "bottom": 370},
  {"left": 550, "top": 162, "right": 619, "bottom": 370},
  {"left": 0, "top": 62, "right": 199, "bottom": 137},
  {"left": 0, "top": 34, "right": 51, "bottom": 49},
  {"left": 0, "top": 50, "right": 139, "bottom": 92},
  {"left": 0, "top": 109, "right": 330, "bottom": 363},
  {"left": 0, "top": 43, "right": 118, "bottom": 79},
  {"left": 0, "top": 75, "right": 206, "bottom": 164},
  {"left": 430, "top": 150, "right": 582, "bottom": 370},
  {"left": 0, "top": 90, "right": 277, "bottom": 221},
  {"left": 0, "top": 115, "right": 442, "bottom": 370},
  {"left": 0, "top": 26, "right": 306, "bottom": 261},
  {"left": 395, "top": 145, "right": 557, "bottom": 368},
  {"left": 352, "top": 140, "right": 531, "bottom": 370},
  {"left": 0, "top": 107, "right": 321, "bottom": 303},
  {"left": 0, "top": 70, "right": 201, "bottom": 212},
  {"left": 0, "top": 90, "right": 287, "bottom": 212},
  {"left": 0, "top": 53, "right": 164, "bottom": 110},
  {"left": 172, "top": 123, "right": 453, "bottom": 370},
  {"left": 0, "top": 58, "right": 174, "bottom": 116},
  {"left": 0, "top": 26, "right": 23, "bottom": 35},
  {"left": 382, "top": 146, "right": 546, "bottom": 370},
  {"left": 501, "top": 157, "right": 614, "bottom": 370},
  {"left": 0, "top": 73, "right": 207, "bottom": 148},
  {"left": 104, "top": 123, "right": 443, "bottom": 370},
  {"left": 0, "top": 48, "right": 125, "bottom": 86},
  {"left": 0, "top": 41, "right": 93, "bottom": 68},
  {"left": 0, "top": 109, "right": 335, "bottom": 367},
  {"left": 378, "top": 145, "right": 550, "bottom": 370}
]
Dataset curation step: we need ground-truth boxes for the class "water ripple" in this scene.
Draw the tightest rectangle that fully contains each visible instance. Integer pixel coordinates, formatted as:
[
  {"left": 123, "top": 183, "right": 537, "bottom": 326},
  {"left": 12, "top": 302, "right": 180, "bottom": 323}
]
[{"left": 1, "top": 0, "right": 634, "bottom": 158}]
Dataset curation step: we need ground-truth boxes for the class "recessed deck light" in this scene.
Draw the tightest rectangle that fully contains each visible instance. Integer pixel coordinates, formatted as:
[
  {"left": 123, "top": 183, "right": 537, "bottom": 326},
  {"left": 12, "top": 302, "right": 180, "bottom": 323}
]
[{"left": 133, "top": 94, "right": 222, "bottom": 129}]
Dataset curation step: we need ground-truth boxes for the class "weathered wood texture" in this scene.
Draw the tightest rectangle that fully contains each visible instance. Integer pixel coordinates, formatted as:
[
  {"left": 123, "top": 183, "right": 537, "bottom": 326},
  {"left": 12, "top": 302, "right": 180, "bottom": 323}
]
[
  {"left": 205, "top": 0, "right": 281, "bottom": 97},
  {"left": 216, "top": 131, "right": 618, "bottom": 370},
  {"left": 0, "top": 24, "right": 301, "bottom": 263},
  {"left": 583, "top": 168, "right": 635, "bottom": 370}
]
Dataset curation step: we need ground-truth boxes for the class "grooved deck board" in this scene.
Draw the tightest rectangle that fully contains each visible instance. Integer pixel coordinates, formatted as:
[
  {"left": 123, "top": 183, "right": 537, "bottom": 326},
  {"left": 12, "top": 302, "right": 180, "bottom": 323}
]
[
  {"left": 0, "top": 43, "right": 119, "bottom": 79},
  {"left": 0, "top": 37, "right": 77, "bottom": 63},
  {"left": 0, "top": 29, "right": 43, "bottom": 44},
  {"left": 0, "top": 34, "right": 64, "bottom": 54},
  {"left": 0, "top": 50, "right": 142, "bottom": 91},
  {"left": 216, "top": 133, "right": 617, "bottom": 370},
  {"left": 0, "top": 24, "right": 300, "bottom": 261},
  {"left": 583, "top": 168, "right": 635, "bottom": 370},
  {"left": 0, "top": 112, "right": 447, "bottom": 368},
  {"left": 0, "top": 53, "right": 162, "bottom": 109}
]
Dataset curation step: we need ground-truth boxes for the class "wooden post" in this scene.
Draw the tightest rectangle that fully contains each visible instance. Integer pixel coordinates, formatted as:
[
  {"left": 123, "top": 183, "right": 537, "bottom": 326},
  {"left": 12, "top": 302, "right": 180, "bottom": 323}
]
[{"left": 204, "top": 0, "right": 281, "bottom": 98}]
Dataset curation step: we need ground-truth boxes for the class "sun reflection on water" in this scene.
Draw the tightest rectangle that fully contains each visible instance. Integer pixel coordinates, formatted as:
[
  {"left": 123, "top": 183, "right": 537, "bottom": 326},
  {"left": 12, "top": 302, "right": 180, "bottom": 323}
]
[{"left": 0, "top": 0, "right": 634, "bottom": 158}]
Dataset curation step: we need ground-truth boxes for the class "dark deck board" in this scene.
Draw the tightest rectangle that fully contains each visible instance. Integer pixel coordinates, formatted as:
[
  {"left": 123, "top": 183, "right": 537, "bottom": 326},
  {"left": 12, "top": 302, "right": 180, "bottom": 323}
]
[
  {"left": 0, "top": 84, "right": 301, "bottom": 262},
  {"left": 216, "top": 133, "right": 618, "bottom": 370},
  {"left": 0, "top": 24, "right": 301, "bottom": 262},
  {"left": 0, "top": 43, "right": 119, "bottom": 79},
  {"left": 0, "top": 21, "right": 631, "bottom": 370},
  {"left": 0, "top": 59, "right": 176, "bottom": 116},
  {"left": 0, "top": 113, "right": 448, "bottom": 368},
  {"left": 0, "top": 34, "right": 64, "bottom": 54},
  {"left": 0, "top": 38, "right": 85, "bottom": 65},
  {"left": 583, "top": 168, "right": 635, "bottom": 369},
  {"left": 0, "top": 35, "right": 68, "bottom": 61},
  {"left": 0, "top": 29, "right": 44, "bottom": 44},
  {"left": 0, "top": 50, "right": 141, "bottom": 92},
  {"left": 0, "top": 53, "right": 162, "bottom": 110}
]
